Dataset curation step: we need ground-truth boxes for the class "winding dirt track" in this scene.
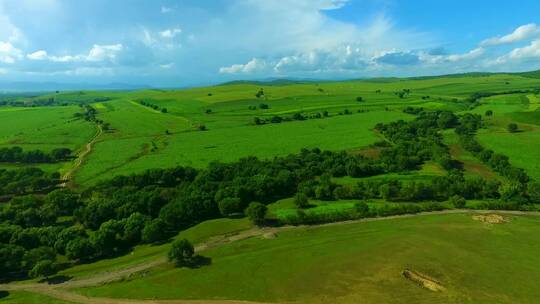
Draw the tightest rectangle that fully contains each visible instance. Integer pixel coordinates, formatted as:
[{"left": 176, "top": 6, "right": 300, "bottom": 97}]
[
  {"left": 1, "top": 209, "right": 538, "bottom": 304},
  {"left": 61, "top": 125, "right": 102, "bottom": 187}
]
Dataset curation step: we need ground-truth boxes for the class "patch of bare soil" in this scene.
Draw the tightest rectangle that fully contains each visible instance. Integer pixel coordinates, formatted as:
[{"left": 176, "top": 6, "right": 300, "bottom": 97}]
[
  {"left": 472, "top": 214, "right": 508, "bottom": 224},
  {"left": 402, "top": 269, "right": 446, "bottom": 292}
]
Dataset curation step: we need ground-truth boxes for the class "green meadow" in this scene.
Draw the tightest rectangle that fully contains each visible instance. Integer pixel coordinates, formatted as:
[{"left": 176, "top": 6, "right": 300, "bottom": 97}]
[
  {"left": 3, "top": 72, "right": 540, "bottom": 304},
  {"left": 78, "top": 213, "right": 540, "bottom": 304}
]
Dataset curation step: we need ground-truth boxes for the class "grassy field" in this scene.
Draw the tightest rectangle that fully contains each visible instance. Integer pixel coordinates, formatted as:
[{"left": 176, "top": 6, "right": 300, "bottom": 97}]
[
  {"left": 1, "top": 73, "right": 539, "bottom": 186},
  {"left": 0, "top": 291, "right": 74, "bottom": 304},
  {"left": 78, "top": 213, "right": 540, "bottom": 304}
]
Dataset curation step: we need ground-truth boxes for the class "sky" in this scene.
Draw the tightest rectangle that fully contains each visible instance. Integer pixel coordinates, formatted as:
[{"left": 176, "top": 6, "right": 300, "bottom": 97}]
[{"left": 1, "top": 0, "right": 540, "bottom": 87}]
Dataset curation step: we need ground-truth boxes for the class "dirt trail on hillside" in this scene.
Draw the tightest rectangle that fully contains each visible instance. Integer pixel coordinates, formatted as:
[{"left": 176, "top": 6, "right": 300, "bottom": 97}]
[
  {"left": 2, "top": 209, "right": 539, "bottom": 304},
  {"left": 61, "top": 125, "right": 102, "bottom": 187}
]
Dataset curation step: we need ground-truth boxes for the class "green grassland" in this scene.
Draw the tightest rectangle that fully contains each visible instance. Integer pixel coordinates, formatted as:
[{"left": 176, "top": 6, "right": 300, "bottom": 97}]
[
  {"left": 4, "top": 72, "right": 540, "bottom": 304},
  {"left": 78, "top": 213, "right": 540, "bottom": 304},
  {"left": 0, "top": 291, "right": 74, "bottom": 304},
  {"left": 2, "top": 73, "right": 540, "bottom": 186}
]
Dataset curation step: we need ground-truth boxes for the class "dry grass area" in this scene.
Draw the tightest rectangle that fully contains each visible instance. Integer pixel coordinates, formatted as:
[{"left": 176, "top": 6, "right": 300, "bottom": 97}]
[
  {"left": 402, "top": 269, "right": 446, "bottom": 292},
  {"left": 472, "top": 214, "right": 508, "bottom": 224}
]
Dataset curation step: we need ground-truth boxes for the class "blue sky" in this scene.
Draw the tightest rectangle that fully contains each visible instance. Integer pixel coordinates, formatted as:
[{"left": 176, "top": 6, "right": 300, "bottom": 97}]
[{"left": 1, "top": 0, "right": 540, "bottom": 87}]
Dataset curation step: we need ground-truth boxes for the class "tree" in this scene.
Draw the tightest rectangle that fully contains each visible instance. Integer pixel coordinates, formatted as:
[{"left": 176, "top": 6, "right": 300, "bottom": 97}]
[
  {"left": 293, "top": 192, "right": 309, "bottom": 209},
  {"left": 527, "top": 182, "right": 540, "bottom": 203},
  {"left": 449, "top": 195, "right": 466, "bottom": 208},
  {"left": 161, "top": 108, "right": 168, "bottom": 113},
  {"left": 485, "top": 110, "right": 493, "bottom": 117},
  {"left": 354, "top": 202, "right": 369, "bottom": 216},
  {"left": 29, "top": 260, "right": 56, "bottom": 279},
  {"left": 142, "top": 218, "right": 167, "bottom": 243},
  {"left": 168, "top": 239, "right": 194, "bottom": 267},
  {"left": 23, "top": 247, "right": 56, "bottom": 269},
  {"left": 123, "top": 213, "right": 148, "bottom": 244},
  {"left": 356, "top": 96, "right": 363, "bottom": 102},
  {"left": 218, "top": 197, "right": 242, "bottom": 216},
  {"left": 507, "top": 123, "right": 518, "bottom": 133},
  {"left": 245, "top": 202, "right": 267, "bottom": 226},
  {"left": 198, "top": 124, "right": 207, "bottom": 131},
  {"left": 46, "top": 189, "right": 80, "bottom": 216},
  {"left": 65, "top": 238, "right": 94, "bottom": 261}
]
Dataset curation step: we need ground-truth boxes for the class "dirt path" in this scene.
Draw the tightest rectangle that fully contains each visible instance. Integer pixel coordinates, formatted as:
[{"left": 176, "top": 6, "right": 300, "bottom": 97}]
[
  {"left": 61, "top": 125, "right": 103, "bottom": 187},
  {"left": 2, "top": 209, "right": 539, "bottom": 304}
]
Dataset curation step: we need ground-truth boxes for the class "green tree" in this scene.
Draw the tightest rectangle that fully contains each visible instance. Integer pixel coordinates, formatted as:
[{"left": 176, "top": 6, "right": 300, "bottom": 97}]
[
  {"left": 218, "top": 197, "right": 242, "bottom": 216},
  {"left": 245, "top": 202, "right": 267, "bottom": 226},
  {"left": 29, "top": 260, "right": 56, "bottom": 279},
  {"left": 449, "top": 195, "right": 466, "bottom": 208},
  {"left": 168, "top": 239, "right": 194, "bottom": 267},
  {"left": 142, "top": 218, "right": 167, "bottom": 243},
  {"left": 485, "top": 110, "right": 493, "bottom": 117},
  {"left": 65, "top": 238, "right": 94, "bottom": 261},
  {"left": 527, "top": 182, "right": 540, "bottom": 203}
]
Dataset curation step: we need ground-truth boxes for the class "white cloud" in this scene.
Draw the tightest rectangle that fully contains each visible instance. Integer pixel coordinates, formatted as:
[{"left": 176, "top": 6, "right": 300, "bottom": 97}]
[
  {"left": 87, "top": 44, "right": 123, "bottom": 62},
  {"left": 481, "top": 23, "right": 540, "bottom": 46},
  {"left": 447, "top": 47, "right": 484, "bottom": 62},
  {"left": 26, "top": 50, "right": 48, "bottom": 60},
  {"left": 26, "top": 44, "right": 123, "bottom": 63},
  {"left": 0, "top": 41, "right": 22, "bottom": 63},
  {"left": 220, "top": 58, "right": 267, "bottom": 74},
  {"left": 159, "top": 28, "right": 182, "bottom": 39},
  {"left": 494, "top": 40, "right": 540, "bottom": 64}
]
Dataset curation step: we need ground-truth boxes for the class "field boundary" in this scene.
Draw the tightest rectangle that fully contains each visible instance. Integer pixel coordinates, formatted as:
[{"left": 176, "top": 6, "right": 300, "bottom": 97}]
[{"left": 61, "top": 124, "right": 103, "bottom": 187}]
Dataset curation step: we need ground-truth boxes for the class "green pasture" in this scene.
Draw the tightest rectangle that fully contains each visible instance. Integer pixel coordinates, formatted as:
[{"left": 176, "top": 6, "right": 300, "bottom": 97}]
[{"left": 78, "top": 213, "right": 540, "bottom": 304}]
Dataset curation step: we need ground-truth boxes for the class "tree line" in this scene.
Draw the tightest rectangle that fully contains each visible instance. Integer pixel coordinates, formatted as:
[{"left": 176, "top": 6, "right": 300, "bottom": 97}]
[{"left": 0, "top": 147, "right": 71, "bottom": 164}]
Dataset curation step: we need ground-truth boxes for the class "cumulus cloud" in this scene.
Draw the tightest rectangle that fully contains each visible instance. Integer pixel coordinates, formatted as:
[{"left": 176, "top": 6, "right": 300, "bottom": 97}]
[
  {"left": 482, "top": 24, "right": 540, "bottom": 46},
  {"left": 494, "top": 40, "right": 540, "bottom": 64},
  {"left": 0, "top": 41, "right": 22, "bottom": 63},
  {"left": 26, "top": 44, "right": 123, "bottom": 63},
  {"left": 220, "top": 58, "right": 267, "bottom": 74},
  {"left": 447, "top": 47, "right": 484, "bottom": 62}
]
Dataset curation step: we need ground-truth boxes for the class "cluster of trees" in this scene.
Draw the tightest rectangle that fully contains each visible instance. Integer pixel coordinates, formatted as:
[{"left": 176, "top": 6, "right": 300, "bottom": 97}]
[
  {"left": 74, "top": 105, "right": 98, "bottom": 122},
  {"left": 0, "top": 147, "right": 71, "bottom": 164},
  {"left": 0, "top": 168, "right": 59, "bottom": 196},
  {"left": 253, "top": 108, "right": 370, "bottom": 126},
  {"left": 375, "top": 110, "right": 460, "bottom": 172},
  {"left": 0, "top": 189, "right": 80, "bottom": 278},
  {"left": 281, "top": 201, "right": 448, "bottom": 225},
  {"left": 299, "top": 171, "right": 500, "bottom": 203},
  {"left": 455, "top": 114, "right": 531, "bottom": 201},
  {"left": 137, "top": 100, "right": 168, "bottom": 113},
  {"left": 395, "top": 89, "right": 411, "bottom": 99}
]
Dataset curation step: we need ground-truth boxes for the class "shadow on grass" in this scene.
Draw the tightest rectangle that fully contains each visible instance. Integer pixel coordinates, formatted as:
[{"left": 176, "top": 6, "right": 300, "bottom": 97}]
[{"left": 0, "top": 291, "right": 9, "bottom": 299}]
